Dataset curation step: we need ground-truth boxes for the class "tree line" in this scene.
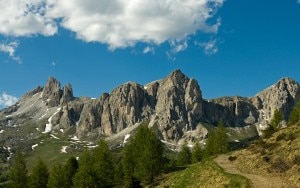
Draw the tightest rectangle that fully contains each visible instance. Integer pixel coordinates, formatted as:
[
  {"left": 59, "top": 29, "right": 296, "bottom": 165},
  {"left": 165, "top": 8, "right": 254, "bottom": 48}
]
[{"left": 4, "top": 121, "right": 229, "bottom": 188}]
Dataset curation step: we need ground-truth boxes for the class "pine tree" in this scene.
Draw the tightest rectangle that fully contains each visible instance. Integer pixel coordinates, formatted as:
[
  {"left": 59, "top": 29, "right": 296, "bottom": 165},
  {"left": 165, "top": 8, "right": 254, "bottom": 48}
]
[
  {"left": 29, "top": 159, "right": 49, "bottom": 188},
  {"left": 122, "top": 123, "right": 164, "bottom": 184},
  {"left": 271, "top": 109, "right": 284, "bottom": 128},
  {"left": 263, "top": 109, "right": 284, "bottom": 138},
  {"left": 191, "top": 142, "right": 202, "bottom": 163},
  {"left": 289, "top": 101, "right": 300, "bottom": 125},
  {"left": 48, "top": 163, "right": 64, "bottom": 188},
  {"left": 73, "top": 150, "right": 96, "bottom": 188},
  {"left": 205, "top": 121, "right": 228, "bottom": 156},
  {"left": 215, "top": 121, "right": 229, "bottom": 154},
  {"left": 8, "top": 150, "right": 28, "bottom": 188},
  {"left": 62, "top": 156, "right": 78, "bottom": 188},
  {"left": 122, "top": 143, "right": 136, "bottom": 187},
  {"left": 177, "top": 142, "right": 191, "bottom": 166},
  {"left": 93, "top": 140, "right": 114, "bottom": 187}
]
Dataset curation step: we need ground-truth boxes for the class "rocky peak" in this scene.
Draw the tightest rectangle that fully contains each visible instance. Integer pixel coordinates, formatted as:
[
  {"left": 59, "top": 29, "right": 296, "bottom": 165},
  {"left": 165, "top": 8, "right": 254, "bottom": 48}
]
[
  {"left": 166, "top": 69, "right": 189, "bottom": 86},
  {"left": 254, "top": 77, "right": 300, "bottom": 121},
  {"left": 153, "top": 70, "right": 204, "bottom": 141},
  {"left": 22, "top": 86, "right": 43, "bottom": 99},
  {"left": 42, "top": 77, "right": 63, "bottom": 107},
  {"left": 60, "top": 83, "right": 74, "bottom": 105}
]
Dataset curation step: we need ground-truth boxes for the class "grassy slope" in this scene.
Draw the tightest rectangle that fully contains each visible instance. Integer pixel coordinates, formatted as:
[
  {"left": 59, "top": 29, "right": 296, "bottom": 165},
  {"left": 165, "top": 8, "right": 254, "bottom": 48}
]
[
  {"left": 158, "top": 159, "right": 252, "bottom": 188},
  {"left": 231, "top": 123, "right": 300, "bottom": 187}
]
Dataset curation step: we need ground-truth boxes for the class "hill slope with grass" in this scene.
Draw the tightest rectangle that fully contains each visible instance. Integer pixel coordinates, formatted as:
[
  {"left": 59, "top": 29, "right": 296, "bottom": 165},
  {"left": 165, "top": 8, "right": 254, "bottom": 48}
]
[
  {"left": 227, "top": 123, "right": 300, "bottom": 187},
  {"left": 157, "top": 159, "right": 252, "bottom": 188}
]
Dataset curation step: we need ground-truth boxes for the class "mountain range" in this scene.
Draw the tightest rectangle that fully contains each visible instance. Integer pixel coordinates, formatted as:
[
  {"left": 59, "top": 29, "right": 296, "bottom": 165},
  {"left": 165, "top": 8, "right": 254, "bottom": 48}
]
[{"left": 0, "top": 70, "right": 299, "bottom": 148}]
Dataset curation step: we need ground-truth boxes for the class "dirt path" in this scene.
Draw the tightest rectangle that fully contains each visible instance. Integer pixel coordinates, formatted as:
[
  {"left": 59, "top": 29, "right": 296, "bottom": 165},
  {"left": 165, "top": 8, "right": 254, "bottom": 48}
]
[{"left": 214, "top": 155, "right": 285, "bottom": 188}]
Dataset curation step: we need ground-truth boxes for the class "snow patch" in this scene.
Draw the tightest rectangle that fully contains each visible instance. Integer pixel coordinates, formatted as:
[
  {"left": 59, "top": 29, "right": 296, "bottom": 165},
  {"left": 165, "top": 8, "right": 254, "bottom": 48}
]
[
  {"left": 85, "top": 145, "right": 98, "bottom": 149},
  {"left": 123, "top": 134, "right": 131, "bottom": 144},
  {"left": 71, "top": 136, "right": 79, "bottom": 141},
  {"left": 91, "top": 98, "right": 96, "bottom": 100},
  {"left": 0, "top": 130, "right": 4, "bottom": 133},
  {"left": 144, "top": 86, "right": 148, "bottom": 90},
  {"left": 6, "top": 147, "right": 12, "bottom": 160},
  {"left": 61, "top": 146, "right": 68, "bottom": 153},
  {"left": 60, "top": 129, "right": 64, "bottom": 133},
  {"left": 43, "top": 107, "right": 61, "bottom": 133},
  {"left": 50, "top": 134, "right": 59, "bottom": 139},
  {"left": 32, "top": 144, "right": 38, "bottom": 150},
  {"left": 5, "top": 115, "right": 12, "bottom": 118}
]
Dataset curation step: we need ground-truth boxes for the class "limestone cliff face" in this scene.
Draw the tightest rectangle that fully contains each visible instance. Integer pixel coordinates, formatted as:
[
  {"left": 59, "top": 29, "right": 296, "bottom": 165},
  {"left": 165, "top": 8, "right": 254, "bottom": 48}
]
[
  {"left": 152, "top": 70, "right": 204, "bottom": 140},
  {"left": 1, "top": 71, "right": 300, "bottom": 144},
  {"left": 100, "top": 82, "right": 151, "bottom": 135},
  {"left": 252, "top": 78, "right": 300, "bottom": 125}
]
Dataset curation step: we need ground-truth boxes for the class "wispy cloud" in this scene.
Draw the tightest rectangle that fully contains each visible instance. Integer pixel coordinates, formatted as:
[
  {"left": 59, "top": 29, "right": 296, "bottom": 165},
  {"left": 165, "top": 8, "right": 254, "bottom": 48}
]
[
  {"left": 197, "top": 39, "right": 219, "bottom": 56},
  {"left": 0, "top": 92, "right": 18, "bottom": 107},
  {"left": 143, "top": 46, "right": 155, "bottom": 54},
  {"left": 0, "top": 0, "right": 224, "bottom": 50},
  {"left": 170, "top": 40, "right": 188, "bottom": 54},
  {"left": 0, "top": 41, "right": 22, "bottom": 63},
  {"left": 297, "top": 0, "right": 300, "bottom": 3}
]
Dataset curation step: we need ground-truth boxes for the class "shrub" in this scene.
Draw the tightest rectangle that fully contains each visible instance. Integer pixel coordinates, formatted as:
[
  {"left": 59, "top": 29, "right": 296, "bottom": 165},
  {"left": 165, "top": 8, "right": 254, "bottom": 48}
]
[
  {"left": 228, "top": 156, "right": 237, "bottom": 161},
  {"left": 293, "top": 155, "right": 300, "bottom": 165},
  {"left": 269, "top": 158, "right": 290, "bottom": 173}
]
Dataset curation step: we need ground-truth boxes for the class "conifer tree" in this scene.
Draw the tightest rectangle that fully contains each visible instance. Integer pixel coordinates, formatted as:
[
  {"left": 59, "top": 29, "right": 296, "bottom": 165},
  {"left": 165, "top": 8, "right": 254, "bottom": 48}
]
[
  {"left": 48, "top": 163, "right": 64, "bottom": 188},
  {"left": 205, "top": 121, "right": 228, "bottom": 156},
  {"left": 73, "top": 150, "right": 96, "bottom": 188},
  {"left": 263, "top": 109, "right": 284, "bottom": 138},
  {"left": 289, "top": 101, "right": 300, "bottom": 125},
  {"left": 270, "top": 109, "right": 284, "bottom": 128},
  {"left": 8, "top": 150, "right": 28, "bottom": 188},
  {"left": 215, "top": 121, "right": 229, "bottom": 154},
  {"left": 62, "top": 156, "right": 78, "bottom": 188},
  {"left": 122, "top": 123, "right": 164, "bottom": 184},
  {"left": 93, "top": 140, "right": 114, "bottom": 187},
  {"left": 177, "top": 142, "right": 191, "bottom": 166},
  {"left": 191, "top": 142, "right": 203, "bottom": 163},
  {"left": 29, "top": 159, "right": 49, "bottom": 188}
]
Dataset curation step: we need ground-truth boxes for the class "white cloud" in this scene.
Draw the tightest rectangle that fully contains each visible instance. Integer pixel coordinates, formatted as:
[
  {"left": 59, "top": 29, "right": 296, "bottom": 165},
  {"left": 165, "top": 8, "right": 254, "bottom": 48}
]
[
  {"left": 198, "top": 39, "right": 219, "bottom": 55},
  {"left": 298, "top": 0, "right": 300, "bottom": 3},
  {"left": 170, "top": 40, "right": 188, "bottom": 54},
  {"left": 0, "top": 92, "right": 18, "bottom": 107},
  {"left": 143, "top": 46, "right": 155, "bottom": 54},
  {"left": 0, "top": 0, "right": 57, "bottom": 37},
  {"left": 0, "top": 41, "right": 22, "bottom": 63},
  {"left": 0, "top": 0, "right": 223, "bottom": 50}
]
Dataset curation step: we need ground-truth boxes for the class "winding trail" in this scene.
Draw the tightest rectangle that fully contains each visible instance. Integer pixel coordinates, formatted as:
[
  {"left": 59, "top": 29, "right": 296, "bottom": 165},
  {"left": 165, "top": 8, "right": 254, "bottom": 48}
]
[{"left": 214, "top": 154, "right": 285, "bottom": 188}]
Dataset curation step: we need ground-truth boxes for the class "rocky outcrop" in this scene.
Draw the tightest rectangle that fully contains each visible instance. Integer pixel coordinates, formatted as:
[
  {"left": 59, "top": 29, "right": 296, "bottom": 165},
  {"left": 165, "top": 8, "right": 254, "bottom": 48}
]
[
  {"left": 99, "top": 82, "right": 151, "bottom": 136},
  {"left": 254, "top": 78, "right": 300, "bottom": 122},
  {"left": 60, "top": 84, "right": 74, "bottom": 105},
  {"left": 1, "top": 70, "right": 300, "bottom": 145},
  {"left": 152, "top": 70, "right": 204, "bottom": 140},
  {"left": 41, "top": 77, "right": 74, "bottom": 107},
  {"left": 205, "top": 96, "right": 258, "bottom": 127}
]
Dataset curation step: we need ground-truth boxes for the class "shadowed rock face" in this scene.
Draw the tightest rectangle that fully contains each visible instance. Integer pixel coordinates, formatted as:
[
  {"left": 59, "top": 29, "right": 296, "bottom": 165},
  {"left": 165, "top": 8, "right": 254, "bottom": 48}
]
[{"left": 1, "top": 70, "right": 300, "bottom": 144}]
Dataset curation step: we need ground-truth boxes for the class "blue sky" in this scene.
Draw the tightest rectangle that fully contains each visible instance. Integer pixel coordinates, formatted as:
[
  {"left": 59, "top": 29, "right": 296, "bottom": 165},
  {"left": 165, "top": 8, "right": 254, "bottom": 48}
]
[{"left": 1, "top": 0, "right": 300, "bottom": 108}]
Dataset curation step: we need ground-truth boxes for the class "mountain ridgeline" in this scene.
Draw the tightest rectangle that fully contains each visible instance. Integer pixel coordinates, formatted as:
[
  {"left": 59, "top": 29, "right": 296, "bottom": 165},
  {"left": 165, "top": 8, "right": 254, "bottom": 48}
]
[{"left": 1, "top": 70, "right": 299, "bottom": 146}]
